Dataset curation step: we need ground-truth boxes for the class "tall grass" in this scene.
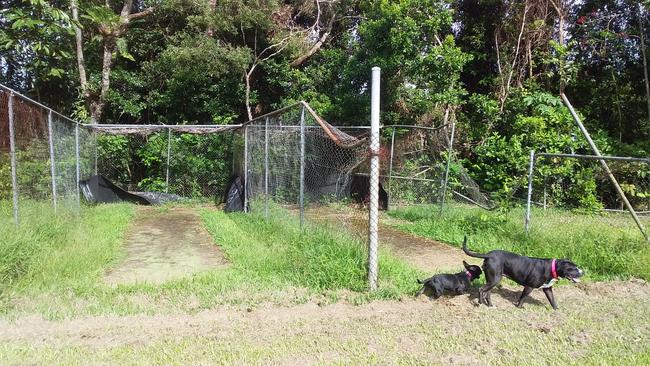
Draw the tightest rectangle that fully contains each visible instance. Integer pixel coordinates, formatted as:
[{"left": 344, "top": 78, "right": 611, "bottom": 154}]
[
  {"left": 200, "top": 205, "right": 422, "bottom": 299},
  {"left": 0, "top": 201, "right": 134, "bottom": 295},
  {"left": 388, "top": 203, "right": 650, "bottom": 281}
]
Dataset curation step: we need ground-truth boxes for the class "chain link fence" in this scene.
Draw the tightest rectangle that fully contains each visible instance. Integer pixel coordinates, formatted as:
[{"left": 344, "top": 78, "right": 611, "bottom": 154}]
[
  {"left": 1, "top": 85, "right": 96, "bottom": 223},
  {"left": 94, "top": 128, "right": 238, "bottom": 200},
  {"left": 244, "top": 102, "right": 369, "bottom": 220},
  {"left": 524, "top": 152, "right": 650, "bottom": 239}
]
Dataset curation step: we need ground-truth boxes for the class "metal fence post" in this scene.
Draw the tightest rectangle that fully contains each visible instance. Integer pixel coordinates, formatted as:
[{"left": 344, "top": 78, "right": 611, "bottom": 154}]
[
  {"left": 440, "top": 121, "right": 456, "bottom": 212},
  {"left": 299, "top": 106, "right": 306, "bottom": 229},
  {"left": 166, "top": 128, "right": 171, "bottom": 193},
  {"left": 75, "top": 124, "right": 80, "bottom": 209},
  {"left": 243, "top": 125, "right": 249, "bottom": 213},
  {"left": 47, "top": 110, "right": 57, "bottom": 212},
  {"left": 524, "top": 150, "right": 535, "bottom": 234},
  {"left": 387, "top": 127, "right": 396, "bottom": 210},
  {"left": 368, "top": 67, "right": 381, "bottom": 291},
  {"left": 93, "top": 131, "right": 98, "bottom": 175},
  {"left": 543, "top": 176, "right": 547, "bottom": 210},
  {"left": 561, "top": 93, "right": 649, "bottom": 243},
  {"left": 8, "top": 92, "right": 19, "bottom": 225},
  {"left": 264, "top": 117, "right": 269, "bottom": 219}
]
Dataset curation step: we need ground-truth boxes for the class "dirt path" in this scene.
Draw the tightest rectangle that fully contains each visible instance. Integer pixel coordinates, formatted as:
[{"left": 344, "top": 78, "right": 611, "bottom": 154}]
[
  {"left": 1, "top": 280, "right": 648, "bottom": 364},
  {"left": 306, "top": 206, "right": 469, "bottom": 272},
  {"left": 104, "top": 206, "right": 228, "bottom": 285}
]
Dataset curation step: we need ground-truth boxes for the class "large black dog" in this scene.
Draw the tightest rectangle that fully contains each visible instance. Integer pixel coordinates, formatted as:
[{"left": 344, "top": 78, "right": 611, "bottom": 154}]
[
  {"left": 462, "top": 236, "right": 583, "bottom": 309},
  {"left": 416, "top": 261, "right": 483, "bottom": 299}
]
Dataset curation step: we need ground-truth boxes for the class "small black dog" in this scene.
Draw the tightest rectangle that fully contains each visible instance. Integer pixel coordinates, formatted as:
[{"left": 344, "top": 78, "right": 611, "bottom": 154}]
[
  {"left": 462, "top": 236, "right": 583, "bottom": 309},
  {"left": 415, "top": 261, "right": 482, "bottom": 299}
]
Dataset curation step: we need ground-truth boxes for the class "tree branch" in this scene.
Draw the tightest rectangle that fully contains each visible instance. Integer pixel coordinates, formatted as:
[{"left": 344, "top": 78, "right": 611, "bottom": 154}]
[
  {"left": 290, "top": 16, "right": 335, "bottom": 67},
  {"left": 128, "top": 7, "right": 154, "bottom": 21}
]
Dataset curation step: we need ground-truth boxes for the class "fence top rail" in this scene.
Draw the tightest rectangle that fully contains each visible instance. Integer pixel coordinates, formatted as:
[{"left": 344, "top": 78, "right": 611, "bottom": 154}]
[
  {"left": 0, "top": 83, "right": 82, "bottom": 126},
  {"left": 536, "top": 152, "right": 650, "bottom": 164},
  {"left": 243, "top": 101, "right": 307, "bottom": 125},
  {"left": 88, "top": 124, "right": 243, "bottom": 129},
  {"left": 388, "top": 123, "right": 451, "bottom": 131}
]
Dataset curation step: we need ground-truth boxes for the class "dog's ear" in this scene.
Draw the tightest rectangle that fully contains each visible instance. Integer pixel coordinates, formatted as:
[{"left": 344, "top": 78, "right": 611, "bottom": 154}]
[{"left": 463, "top": 260, "right": 470, "bottom": 269}]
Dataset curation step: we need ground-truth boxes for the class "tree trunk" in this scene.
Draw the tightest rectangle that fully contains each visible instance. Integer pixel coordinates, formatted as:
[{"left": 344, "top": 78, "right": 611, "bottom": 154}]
[
  {"left": 550, "top": 0, "right": 566, "bottom": 93},
  {"left": 639, "top": 5, "right": 650, "bottom": 138},
  {"left": 90, "top": 41, "right": 116, "bottom": 124},
  {"left": 244, "top": 65, "right": 256, "bottom": 121},
  {"left": 71, "top": 0, "right": 90, "bottom": 117}
]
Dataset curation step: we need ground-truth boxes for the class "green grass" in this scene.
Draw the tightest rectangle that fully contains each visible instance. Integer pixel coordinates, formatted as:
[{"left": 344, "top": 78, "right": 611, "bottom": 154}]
[
  {"left": 200, "top": 204, "right": 423, "bottom": 300},
  {"left": 387, "top": 203, "right": 650, "bottom": 281},
  {"left": 0, "top": 201, "right": 134, "bottom": 297},
  {"left": 0, "top": 201, "right": 422, "bottom": 319}
]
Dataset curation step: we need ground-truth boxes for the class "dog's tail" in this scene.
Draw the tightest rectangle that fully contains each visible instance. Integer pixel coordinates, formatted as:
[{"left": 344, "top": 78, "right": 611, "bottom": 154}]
[{"left": 462, "top": 236, "right": 490, "bottom": 259}]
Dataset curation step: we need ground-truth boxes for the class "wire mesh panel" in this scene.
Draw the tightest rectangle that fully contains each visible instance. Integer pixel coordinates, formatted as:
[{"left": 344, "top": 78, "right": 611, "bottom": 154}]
[
  {"left": 98, "top": 131, "right": 168, "bottom": 192},
  {"left": 526, "top": 155, "right": 650, "bottom": 240},
  {"left": 383, "top": 126, "right": 450, "bottom": 206},
  {"left": 0, "top": 85, "right": 90, "bottom": 220},
  {"left": 97, "top": 128, "right": 236, "bottom": 200},
  {"left": 51, "top": 114, "right": 80, "bottom": 209},
  {"left": 532, "top": 157, "right": 650, "bottom": 212},
  {"left": 0, "top": 89, "right": 15, "bottom": 218},
  {"left": 168, "top": 131, "right": 235, "bottom": 199},
  {"left": 245, "top": 104, "right": 369, "bottom": 214},
  {"left": 9, "top": 93, "right": 52, "bottom": 203}
]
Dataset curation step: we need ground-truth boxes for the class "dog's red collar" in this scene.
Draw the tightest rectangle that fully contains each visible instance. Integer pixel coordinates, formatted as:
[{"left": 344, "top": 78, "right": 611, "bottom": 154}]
[
  {"left": 466, "top": 270, "right": 473, "bottom": 280},
  {"left": 551, "top": 259, "right": 558, "bottom": 279}
]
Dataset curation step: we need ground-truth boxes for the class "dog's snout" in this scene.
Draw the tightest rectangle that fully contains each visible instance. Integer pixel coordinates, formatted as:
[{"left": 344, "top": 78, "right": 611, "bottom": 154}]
[{"left": 578, "top": 268, "right": 584, "bottom": 275}]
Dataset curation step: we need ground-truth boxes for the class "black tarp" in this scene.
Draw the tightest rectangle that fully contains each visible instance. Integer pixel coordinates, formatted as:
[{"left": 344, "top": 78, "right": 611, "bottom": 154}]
[
  {"left": 224, "top": 176, "right": 245, "bottom": 212},
  {"left": 80, "top": 175, "right": 182, "bottom": 205}
]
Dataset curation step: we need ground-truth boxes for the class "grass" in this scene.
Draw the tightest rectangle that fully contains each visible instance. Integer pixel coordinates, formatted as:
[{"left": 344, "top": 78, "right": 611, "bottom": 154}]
[
  {"left": 1, "top": 282, "right": 648, "bottom": 365},
  {"left": 0, "top": 201, "right": 134, "bottom": 299},
  {"left": 0, "top": 200, "right": 422, "bottom": 319},
  {"left": 387, "top": 203, "right": 650, "bottom": 281},
  {"left": 200, "top": 204, "right": 423, "bottom": 300},
  {"left": 1, "top": 201, "right": 649, "bottom": 364}
]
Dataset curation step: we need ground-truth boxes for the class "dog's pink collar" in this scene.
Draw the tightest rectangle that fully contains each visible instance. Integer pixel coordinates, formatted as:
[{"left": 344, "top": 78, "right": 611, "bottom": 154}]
[
  {"left": 551, "top": 259, "right": 558, "bottom": 279},
  {"left": 466, "top": 270, "right": 473, "bottom": 280}
]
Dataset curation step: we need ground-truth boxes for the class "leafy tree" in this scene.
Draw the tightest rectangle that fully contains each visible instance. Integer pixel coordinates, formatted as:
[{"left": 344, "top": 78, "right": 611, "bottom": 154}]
[{"left": 0, "top": 0, "right": 74, "bottom": 92}]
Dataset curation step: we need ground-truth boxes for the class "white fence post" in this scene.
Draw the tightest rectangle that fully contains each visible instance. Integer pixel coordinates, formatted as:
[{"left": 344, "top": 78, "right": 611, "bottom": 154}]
[
  {"left": 368, "top": 67, "right": 381, "bottom": 291},
  {"left": 525, "top": 150, "right": 535, "bottom": 234},
  {"left": 166, "top": 128, "right": 171, "bottom": 193},
  {"left": 440, "top": 120, "right": 456, "bottom": 212},
  {"left": 264, "top": 117, "right": 269, "bottom": 219},
  {"left": 75, "top": 124, "right": 80, "bottom": 209},
  {"left": 299, "top": 106, "right": 306, "bottom": 229},
  {"left": 243, "top": 126, "right": 249, "bottom": 213},
  {"left": 387, "top": 127, "right": 396, "bottom": 210},
  {"left": 47, "top": 110, "right": 57, "bottom": 212},
  {"left": 8, "top": 92, "right": 19, "bottom": 225}
]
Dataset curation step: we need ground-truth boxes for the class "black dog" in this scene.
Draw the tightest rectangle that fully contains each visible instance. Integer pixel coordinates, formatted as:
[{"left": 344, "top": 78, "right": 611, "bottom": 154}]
[
  {"left": 415, "top": 261, "right": 482, "bottom": 299},
  {"left": 462, "top": 236, "right": 583, "bottom": 309}
]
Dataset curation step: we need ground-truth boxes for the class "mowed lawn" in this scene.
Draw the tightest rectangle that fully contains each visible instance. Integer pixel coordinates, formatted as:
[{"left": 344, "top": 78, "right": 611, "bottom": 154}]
[{"left": 0, "top": 202, "right": 648, "bottom": 364}]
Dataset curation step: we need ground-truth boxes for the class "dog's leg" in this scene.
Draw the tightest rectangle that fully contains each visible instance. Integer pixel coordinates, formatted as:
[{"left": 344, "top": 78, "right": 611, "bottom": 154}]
[
  {"left": 515, "top": 286, "right": 534, "bottom": 308},
  {"left": 480, "top": 270, "right": 501, "bottom": 307},
  {"left": 432, "top": 285, "right": 442, "bottom": 299},
  {"left": 542, "top": 287, "right": 558, "bottom": 310}
]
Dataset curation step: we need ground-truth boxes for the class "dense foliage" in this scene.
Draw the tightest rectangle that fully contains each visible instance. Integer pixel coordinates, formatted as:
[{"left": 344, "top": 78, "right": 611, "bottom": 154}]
[{"left": 1, "top": 0, "right": 649, "bottom": 208}]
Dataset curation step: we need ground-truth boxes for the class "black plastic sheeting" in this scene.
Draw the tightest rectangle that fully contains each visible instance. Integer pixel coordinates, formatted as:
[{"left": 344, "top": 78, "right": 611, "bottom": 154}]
[
  {"left": 223, "top": 176, "right": 245, "bottom": 212},
  {"left": 79, "top": 175, "right": 182, "bottom": 205}
]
